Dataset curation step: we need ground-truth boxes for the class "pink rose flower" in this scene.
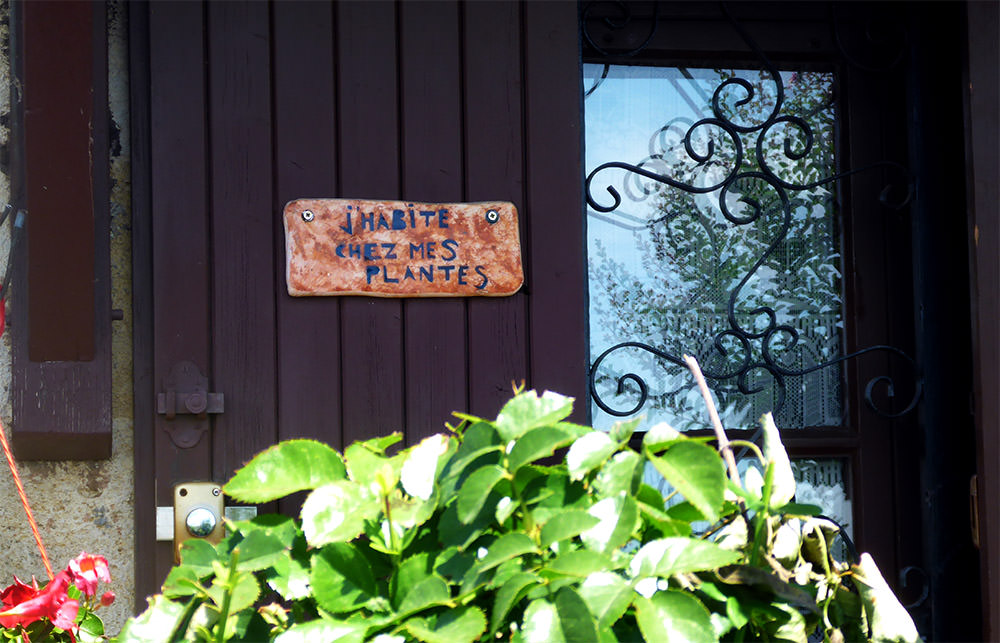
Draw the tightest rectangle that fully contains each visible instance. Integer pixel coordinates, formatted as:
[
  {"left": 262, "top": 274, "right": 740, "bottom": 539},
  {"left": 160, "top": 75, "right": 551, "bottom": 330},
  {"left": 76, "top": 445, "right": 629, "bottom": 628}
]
[{"left": 68, "top": 552, "right": 111, "bottom": 598}]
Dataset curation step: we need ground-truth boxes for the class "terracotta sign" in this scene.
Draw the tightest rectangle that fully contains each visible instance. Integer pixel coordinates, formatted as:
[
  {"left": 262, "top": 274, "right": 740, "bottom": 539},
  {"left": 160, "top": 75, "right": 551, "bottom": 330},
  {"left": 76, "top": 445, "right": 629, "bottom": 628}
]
[{"left": 284, "top": 199, "right": 523, "bottom": 297}]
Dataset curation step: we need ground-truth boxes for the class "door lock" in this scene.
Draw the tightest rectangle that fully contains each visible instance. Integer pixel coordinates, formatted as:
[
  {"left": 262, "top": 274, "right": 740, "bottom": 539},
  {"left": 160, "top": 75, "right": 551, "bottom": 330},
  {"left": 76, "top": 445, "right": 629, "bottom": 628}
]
[{"left": 173, "top": 481, "right": 225, "bottom": 563}]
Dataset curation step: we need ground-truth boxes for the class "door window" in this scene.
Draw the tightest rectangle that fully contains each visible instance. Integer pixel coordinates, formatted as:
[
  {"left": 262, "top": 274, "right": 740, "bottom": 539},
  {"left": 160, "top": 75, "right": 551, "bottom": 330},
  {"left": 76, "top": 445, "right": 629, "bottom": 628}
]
[{"left": 585, "top": 64, "right": 844, "bottom": 432}]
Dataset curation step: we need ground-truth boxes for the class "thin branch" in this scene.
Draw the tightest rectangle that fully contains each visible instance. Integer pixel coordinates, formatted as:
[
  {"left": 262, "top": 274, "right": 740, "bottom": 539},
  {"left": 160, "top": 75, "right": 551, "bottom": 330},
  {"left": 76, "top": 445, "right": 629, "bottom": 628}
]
[{"left": 683, "top": 354, "right": 742, "bottom": 488}]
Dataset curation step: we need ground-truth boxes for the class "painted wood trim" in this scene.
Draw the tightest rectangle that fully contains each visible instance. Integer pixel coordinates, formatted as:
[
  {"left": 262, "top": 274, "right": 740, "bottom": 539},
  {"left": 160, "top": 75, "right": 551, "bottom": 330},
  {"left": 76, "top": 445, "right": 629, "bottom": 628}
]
[
  {"left": 10, "top": 0, "right": 112, "bottom": 460},
  {"left": 965, "top": 1, "right": 1000, "bottom": 637}
]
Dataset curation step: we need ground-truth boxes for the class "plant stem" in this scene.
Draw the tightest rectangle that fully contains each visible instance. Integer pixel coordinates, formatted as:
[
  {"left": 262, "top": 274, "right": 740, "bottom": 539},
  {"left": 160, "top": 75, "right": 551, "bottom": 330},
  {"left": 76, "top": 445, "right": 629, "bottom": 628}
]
[
  {"left": 214, "top": 549, "right": 239, "bottom": 643},
  {"left": 683, "top": 354, "right": 742, "bottom": 488}
]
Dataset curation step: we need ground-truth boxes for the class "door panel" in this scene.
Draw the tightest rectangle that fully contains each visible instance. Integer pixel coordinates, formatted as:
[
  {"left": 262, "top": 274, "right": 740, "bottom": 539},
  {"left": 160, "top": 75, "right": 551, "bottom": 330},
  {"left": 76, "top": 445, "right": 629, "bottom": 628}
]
[{"left": 133, "top": 0, "right": 588, "bottom": 594}]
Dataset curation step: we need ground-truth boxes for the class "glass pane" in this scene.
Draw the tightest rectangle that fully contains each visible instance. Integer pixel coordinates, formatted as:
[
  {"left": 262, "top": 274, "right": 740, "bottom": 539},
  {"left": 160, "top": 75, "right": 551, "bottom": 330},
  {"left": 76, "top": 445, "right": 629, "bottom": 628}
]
[{"left": 585, "top": 64, "right": 843, "bottom": 431}]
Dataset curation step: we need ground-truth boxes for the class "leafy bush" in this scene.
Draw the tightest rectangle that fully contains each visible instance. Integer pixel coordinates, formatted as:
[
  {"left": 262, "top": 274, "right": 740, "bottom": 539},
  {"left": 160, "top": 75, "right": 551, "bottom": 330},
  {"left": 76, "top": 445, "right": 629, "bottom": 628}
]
[{"left": 119, "top": 388, "right": 918, "bottom": 642}]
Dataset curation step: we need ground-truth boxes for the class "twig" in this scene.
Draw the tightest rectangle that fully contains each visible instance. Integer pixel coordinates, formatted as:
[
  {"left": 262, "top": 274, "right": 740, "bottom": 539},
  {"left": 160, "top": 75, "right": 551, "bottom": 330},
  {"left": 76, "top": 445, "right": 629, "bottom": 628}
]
[{"left": 683, "top": 354, "right": 742, "bottom": 489}]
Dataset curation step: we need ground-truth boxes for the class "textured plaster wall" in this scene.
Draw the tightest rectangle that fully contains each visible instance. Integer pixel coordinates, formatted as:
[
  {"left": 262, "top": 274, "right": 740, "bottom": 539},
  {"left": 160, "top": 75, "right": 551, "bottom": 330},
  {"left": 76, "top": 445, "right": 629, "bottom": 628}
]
[{"left": 0, "top": 1, "right": 135, "bottom": 632}]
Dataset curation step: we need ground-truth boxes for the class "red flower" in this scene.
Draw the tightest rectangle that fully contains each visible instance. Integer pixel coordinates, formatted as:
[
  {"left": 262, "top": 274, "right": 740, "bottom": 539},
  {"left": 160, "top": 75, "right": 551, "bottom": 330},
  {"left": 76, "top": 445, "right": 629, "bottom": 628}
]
[
  {"left": 0, "top": 571, "right": 79, "bottom": 637},
  {"left": 0, "top": 576, "right": 39, "bottom": 610},
  {"left": 99, "top": 591, "right": 115, "bottom": 607},
  {"left": 68, "top": 552, "right": 111, "bottom": 598}
]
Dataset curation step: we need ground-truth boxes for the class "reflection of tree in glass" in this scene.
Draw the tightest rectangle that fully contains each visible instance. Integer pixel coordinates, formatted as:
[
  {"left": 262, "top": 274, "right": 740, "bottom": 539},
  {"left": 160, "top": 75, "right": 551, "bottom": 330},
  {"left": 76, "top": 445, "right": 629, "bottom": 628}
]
[{"left": 590, "top": 70, "right": 843, "bottom": 430}]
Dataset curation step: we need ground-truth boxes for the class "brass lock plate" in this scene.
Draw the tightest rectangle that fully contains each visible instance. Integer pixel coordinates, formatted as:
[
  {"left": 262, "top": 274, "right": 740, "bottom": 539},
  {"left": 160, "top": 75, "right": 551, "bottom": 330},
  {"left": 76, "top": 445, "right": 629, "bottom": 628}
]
[{"left": 173, "top": 481, "right": 225, "bottom": 563}]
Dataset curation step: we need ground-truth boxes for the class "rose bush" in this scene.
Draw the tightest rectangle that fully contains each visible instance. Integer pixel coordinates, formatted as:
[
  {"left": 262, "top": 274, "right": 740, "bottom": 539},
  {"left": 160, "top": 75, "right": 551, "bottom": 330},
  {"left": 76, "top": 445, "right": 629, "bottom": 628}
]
[{"left": 120, "top": 385, "right": 920, "bottom": 642}]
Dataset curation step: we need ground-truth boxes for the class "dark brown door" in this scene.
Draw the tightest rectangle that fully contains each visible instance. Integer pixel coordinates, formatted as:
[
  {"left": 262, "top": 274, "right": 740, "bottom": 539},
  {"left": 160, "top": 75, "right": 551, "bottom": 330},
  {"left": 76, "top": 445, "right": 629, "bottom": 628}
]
[
  {"left": 130, "top": 2, "right": 980, "bottom": 637},
  {"left": 130, "top": 0, "right": 587, "bottom": 600}
]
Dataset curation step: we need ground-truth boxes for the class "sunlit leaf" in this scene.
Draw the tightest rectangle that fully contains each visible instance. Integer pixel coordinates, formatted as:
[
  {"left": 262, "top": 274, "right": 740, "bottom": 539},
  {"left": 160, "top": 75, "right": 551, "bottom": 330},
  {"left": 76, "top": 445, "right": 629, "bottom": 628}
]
[
  {"left": 496, "top": 390, "right": 574, "bottom": 442},
  {"left": 401, "top": 434, "right": 452, "bottom": 501},
  {"left": 628, "top": 538, "right": 742, "bottom": 579},
  {"left": 301, "top": 481, "right": 378, "bottom": 547},
  {"left": 507, "top": 426, "right": 576, "bottom": 473},
  {"left": 405, "top": 606, "right": 487, "bottom": 643},
  {"left": 457, "top": 465, "right": 507, "bottom": 524},
  {"left": 648, "top": 441, "right": 725, "bottom": 522},
  {"left": 225, "top": 439, "right": 346, "bottom": 503},
  {"left": 633, "top": 591, "right": 717, "bottom": 643},
  {"left": 567, "top": 432, "right": 618, "bottom": 481},
  {"left": 581, "top": 495, "right": 639, "bottom": 554},
  {"left": 578, "top": 571, "right": 633, "bottom": 629},
  {"left": 540, "top": 510, "right": 601, "bottom": 548}
]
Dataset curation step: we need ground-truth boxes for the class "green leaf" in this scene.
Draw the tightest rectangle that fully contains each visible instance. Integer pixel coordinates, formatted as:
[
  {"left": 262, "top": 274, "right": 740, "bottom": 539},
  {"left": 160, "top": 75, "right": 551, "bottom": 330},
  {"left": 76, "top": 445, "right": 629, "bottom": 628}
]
[
  {"left": 554, "top": 586, "right": 600, "bottom": 643},
  {"left": 642, "top": 421, "right": 684, "bottom": 453},
  {"left": 401, "top": 434, "right": 453, "bottom": 501},
  {"left": 540, "top": 510, "right": 601, "bottom": 548},
  {"left": 760, "top": 413, "right": 796, "bottom": 507},
  {"left": 628, "top": 538, "right": 742, "bottom": 578},
  {"left": 177, "top": 538, "right": 219, "bottom": 577},
  {"left": 457, "top": 464, "right": 508, "bottom": 523},
  {"left": 478, "top": 533, "right": 538, "bottom": 572},
  {"left": 593, "top": 451, "right": 642, "bottom": 498},
  {"left": 225, "top": 439, "right": 347, "bottom": 503},
  {"left": 301, "top": 480, "right": 378, "bottom": 547},
  {"left": 310, "top": 543, "right": 376, "bottom": 614},
  {"left": 117, "top": 594, "right": 193, "bottom": 643},
  {"left": 404, "top": 606, "right": 487, "bottom": 643},
  {"left": 207, "top": 570, "right": 260, "bottom": 614},
  {"left": 521, "top": 599, "right": 566, "bottom": 643},
  {"left": 495, "top": 390, "right": 574, "bottom": 442},
  {"left": 344, "top": 439, "right": 403, "bottom": 485},
  {"left": 446, "top": 422, "right": 503, "bottom": 479},
  {"left": 581, "top": 495, "right": 640, "bottom": 554},
  {"left": 578, "top": 571, "right": 633, "bottom": 630},
  {"left": 853, "top": 553, "right": 921, "bottom": 643},
  {"left": 609, "top": 417, "right": 641, "bottom": 444},
  {"left": 543, "top": 550, "right": 618, "bottom": 578},
  {"left": 648, "top": 441, "right": 725, "bottom": 522},
  {"left": 438, "top": 497, "right": 496, "bottom": 550},
  {"left": 566, "top": 432, "right": 617, "bottom": 481},
  {"left": 390, "top": 552, "right": 434, "bottom": 609},
  {"left": 776, "top": 502, "right": 823, "bottom": 516},
  {"left": 273, "top": 619, "right": 366, "bottom": 643},
  {"left": 714, "top": 565, "right": 818, "bottom": 612},
  {"left": 232, "top": 513, "right": 300, "bottom": 548},
  {"left": 162, "top": 565, "right": 202, "bottom": 598},
  {"left": 507, "top": 426, "right": 576, "bottom": 473},
  {"left": 397, "top": 575, "right": 451, "bottom": 616},
  {"left": 266, "top": 549, "right": 312, "bottom": 600},
  {"left": 491, "top": 572, "right": 541, "bottom": 634},
  {"left": 231, "top": 528, "right": 286, "bottom": 572},
  {"left": 633, "top": 591, "right": 717, "bottom": 643},
  {"left": 77, "top": 610, "right": 105, "bottom": 642}
]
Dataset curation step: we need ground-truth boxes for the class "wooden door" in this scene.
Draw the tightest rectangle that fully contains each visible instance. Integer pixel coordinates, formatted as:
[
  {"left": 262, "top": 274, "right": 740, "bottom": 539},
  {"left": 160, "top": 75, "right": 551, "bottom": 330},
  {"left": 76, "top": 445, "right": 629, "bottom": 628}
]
[
  {"left": 130, "top": 2, "right": 981, "bottom": 636},
  {"left": 130, "top": 0, "right": 587, "bottom": 600}
]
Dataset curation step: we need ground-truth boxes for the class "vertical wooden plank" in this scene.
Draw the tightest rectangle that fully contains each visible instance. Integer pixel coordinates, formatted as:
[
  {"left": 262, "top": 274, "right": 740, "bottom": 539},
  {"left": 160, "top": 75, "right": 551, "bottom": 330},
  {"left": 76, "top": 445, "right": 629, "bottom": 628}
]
[
  {"left": 464, "top": 1, "right": 529, "bottom": 419},
  {"left": 400, "top": 0, "right": 467, "bottom": 441},
  {"left": 841, "top": 57, "right": 903, "bottom": 578},
  {"left": 336, "top": 1, "right": 406, "bottom": 444},
  {"left": 207, "top": 1, "right": 276, "bottom": 480},
  {"left": 966, "top": 1, "right": 1000, "bottom": 637},
  {"left": 272, "top": 3, "right": 341, "bottom": 453},
  {"left": 523, "top": 1, "right": 589, "bottom": 420},
  {"left": 128, "top": 0, "right": 157, "bottom": 608},
  {"left": 147, "top": 0, "right": 212, "bottom": 584}
]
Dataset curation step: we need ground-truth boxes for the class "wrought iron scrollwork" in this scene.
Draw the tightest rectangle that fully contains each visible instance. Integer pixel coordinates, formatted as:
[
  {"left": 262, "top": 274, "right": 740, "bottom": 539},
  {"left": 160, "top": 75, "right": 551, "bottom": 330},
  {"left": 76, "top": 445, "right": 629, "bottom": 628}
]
[{"left": 585, "top": 2, "right": 920, "bottom": 423}]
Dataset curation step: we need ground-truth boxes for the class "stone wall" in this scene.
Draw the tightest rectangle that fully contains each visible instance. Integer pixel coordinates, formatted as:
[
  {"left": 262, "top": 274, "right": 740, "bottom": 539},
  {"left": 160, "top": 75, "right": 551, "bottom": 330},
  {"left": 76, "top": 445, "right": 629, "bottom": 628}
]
[{"left": 0, "top": 1, "right": 135, "bottom": 632}]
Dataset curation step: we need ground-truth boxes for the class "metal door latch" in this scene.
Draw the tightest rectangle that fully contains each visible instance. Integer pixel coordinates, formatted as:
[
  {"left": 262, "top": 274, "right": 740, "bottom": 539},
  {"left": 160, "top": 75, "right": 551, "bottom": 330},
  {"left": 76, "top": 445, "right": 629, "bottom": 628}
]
[
  {"left": 157, "top": 481, "right": 257, "bottom": 562},
  {"left": 156, "top": 361, "right": 224, "bottom": 419}
]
